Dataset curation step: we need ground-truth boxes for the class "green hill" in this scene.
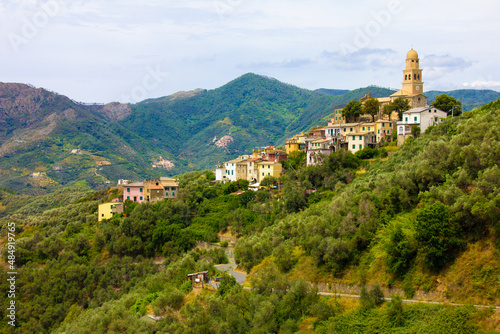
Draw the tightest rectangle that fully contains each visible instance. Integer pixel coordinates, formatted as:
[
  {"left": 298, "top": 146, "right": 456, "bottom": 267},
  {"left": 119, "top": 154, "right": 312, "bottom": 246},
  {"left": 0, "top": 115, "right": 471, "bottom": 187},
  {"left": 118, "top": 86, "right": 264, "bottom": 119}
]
[
  {"left": 0, "top": 83, "right": 173, "bottom": 194},
  {"left": 1, "top": 75, "right": 500, "bottom": 194},
  {"left": 119, "top": 74, "right": 397, "bottom": 172},
  {"left": 0, "top": 101, "right": 498, "bottom": 333}
]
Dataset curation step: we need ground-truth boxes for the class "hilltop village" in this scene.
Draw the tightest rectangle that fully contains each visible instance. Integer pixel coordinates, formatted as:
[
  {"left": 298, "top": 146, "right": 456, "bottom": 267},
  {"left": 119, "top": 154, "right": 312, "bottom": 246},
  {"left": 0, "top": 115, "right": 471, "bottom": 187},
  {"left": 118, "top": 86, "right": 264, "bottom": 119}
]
[
  {"left": 98, "top": 49, "right": 448, "bottom": 219},
  {"left": 214, "top": 49, "right": 447, "bottom": 184}
]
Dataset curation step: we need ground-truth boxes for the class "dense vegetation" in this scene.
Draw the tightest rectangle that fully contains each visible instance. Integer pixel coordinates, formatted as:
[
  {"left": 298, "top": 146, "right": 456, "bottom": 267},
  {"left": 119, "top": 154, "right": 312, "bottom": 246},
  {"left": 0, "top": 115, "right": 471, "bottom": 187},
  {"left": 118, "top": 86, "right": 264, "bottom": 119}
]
[{"left": 0, "top": 95, "right": 499, "bottom": 332}]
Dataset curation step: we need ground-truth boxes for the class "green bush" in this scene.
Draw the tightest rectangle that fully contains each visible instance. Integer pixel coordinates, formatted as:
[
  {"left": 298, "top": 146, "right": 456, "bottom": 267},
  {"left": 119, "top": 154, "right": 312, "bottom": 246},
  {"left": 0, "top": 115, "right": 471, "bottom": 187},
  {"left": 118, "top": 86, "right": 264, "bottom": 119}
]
[{"left": 416, "top": 202, "right": 465, "bottom": 272}]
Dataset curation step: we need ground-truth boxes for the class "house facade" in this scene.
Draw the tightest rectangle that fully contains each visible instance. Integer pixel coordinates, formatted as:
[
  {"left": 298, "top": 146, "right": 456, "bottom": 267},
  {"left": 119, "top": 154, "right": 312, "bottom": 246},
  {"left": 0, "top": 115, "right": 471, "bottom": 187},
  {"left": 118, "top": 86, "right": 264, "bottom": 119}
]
[
  {"left": 347, "top": 132, "right": 377, "bottom": 153},
  {"left": 397, "top": 106, "right": 447, "bottom": 145},
  {"left": 257, "top": 161, "right": 283, "bottom": 180},
  {"left": 307, "top": 138, "right": 336, "bottom": 166},
  {"left": 98, "top": 202, "right": 123, "bottom": 221},
  {"left": 375, "top": 120, "right": 395, "bottom": 142},
  {"left": 123, "top": 182, "right": 145, "bottom": 203},
  {"left": 246, "top": 158, "right": 261, "bottom": 183}
]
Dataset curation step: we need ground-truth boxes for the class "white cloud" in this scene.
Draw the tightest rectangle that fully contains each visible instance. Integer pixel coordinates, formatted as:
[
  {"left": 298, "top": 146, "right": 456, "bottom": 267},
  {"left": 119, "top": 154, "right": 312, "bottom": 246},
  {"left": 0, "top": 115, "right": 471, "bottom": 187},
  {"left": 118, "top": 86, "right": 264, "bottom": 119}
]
[
  {"left": 463, "top": 80, "right": 500, "bottom": 89},
  {"left": 423, "top": 54, "right": 474, "bottom": 80},
  {"left": 321, "top": 48, "right": 400, "bottom": 71},
  {"left": 1, "top": 0, "right": 500, "bottom": 102}
]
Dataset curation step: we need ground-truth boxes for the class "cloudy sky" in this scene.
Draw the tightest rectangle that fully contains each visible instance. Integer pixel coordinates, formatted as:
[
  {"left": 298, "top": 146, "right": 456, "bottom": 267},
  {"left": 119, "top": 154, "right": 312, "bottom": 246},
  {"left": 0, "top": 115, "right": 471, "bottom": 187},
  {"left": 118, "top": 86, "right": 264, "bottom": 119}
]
[{"left": 1, "top": 0, "right": 499, "bottom": 103}]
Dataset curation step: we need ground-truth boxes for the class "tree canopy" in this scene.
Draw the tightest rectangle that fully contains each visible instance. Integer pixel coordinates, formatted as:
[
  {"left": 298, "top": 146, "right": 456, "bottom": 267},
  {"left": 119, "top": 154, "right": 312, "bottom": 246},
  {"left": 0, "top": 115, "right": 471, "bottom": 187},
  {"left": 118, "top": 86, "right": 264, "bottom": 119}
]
[
  {"left": 431, "top": 94, "right": 462, "bottom": 116},
  {"left": 385, "top": 97, "right": 411, "bottom": 120},
  {"left": 342, "top": 100, "right": 363, "bottom": 122},
  {"left": 363, "top": 98, "right": 381, "bottom": 122}
]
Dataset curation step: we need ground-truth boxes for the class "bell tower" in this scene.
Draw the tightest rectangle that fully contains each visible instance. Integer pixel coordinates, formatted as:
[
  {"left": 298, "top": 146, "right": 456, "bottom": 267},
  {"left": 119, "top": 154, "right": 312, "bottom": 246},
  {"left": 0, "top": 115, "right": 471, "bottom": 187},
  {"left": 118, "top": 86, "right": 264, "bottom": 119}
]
[{"left": 402, "top": 49, "right": 423, "bottom": 96}]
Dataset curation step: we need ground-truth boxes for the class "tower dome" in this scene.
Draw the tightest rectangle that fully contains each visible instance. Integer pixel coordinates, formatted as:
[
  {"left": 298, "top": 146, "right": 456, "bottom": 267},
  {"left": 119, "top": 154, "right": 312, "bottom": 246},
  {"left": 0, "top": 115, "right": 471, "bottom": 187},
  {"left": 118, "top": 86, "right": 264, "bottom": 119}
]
[{"left": 407, "top": 49, "right": 418, "bottom": 59}]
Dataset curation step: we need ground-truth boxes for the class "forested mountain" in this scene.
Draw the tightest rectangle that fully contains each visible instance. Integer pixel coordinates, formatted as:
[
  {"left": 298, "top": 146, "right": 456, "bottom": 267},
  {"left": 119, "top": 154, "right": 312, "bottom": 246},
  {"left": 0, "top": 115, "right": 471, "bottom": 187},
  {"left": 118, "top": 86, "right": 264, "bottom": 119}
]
[
  {"left": 1, "top": 74, "right": 499, "bottom": 195},
  {"left": 0, "top": 100, "right": 499, "bottom": 333},
  {"left": 120, "top": 74, "right": 395, "bottom": 173},
  {"left": 0, "top": 83, "right": 172, "bottom": 194}
]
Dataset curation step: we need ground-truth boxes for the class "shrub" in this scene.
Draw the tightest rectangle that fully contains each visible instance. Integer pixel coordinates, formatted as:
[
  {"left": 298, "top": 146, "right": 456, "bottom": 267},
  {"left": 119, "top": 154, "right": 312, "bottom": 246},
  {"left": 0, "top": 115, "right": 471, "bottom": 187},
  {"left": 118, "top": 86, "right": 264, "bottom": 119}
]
[
  {"left": 360, "top": 284, "right": 385, "bottom": 310},
  {"left": 416, "top": 202, "right": 465, "bottom": 272}
]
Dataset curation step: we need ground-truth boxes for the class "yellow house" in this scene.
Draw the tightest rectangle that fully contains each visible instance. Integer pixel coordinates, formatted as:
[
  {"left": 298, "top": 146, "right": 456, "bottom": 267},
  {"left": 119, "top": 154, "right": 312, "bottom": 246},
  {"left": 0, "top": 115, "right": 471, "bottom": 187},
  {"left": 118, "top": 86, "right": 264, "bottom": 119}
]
[
  {"left": 257, "top": 161, "right": 282, "bottom": 182},
  {"left": 375, "top": 120, "right": 395, "bottom": 142},
  {"left": 285, "top": 137, "right": 300, "bottom": 155},
  {"left": 98, "top": 202, "right": 123, "bottom": 222},
  {"left": 359, "top": 123, "right": 376, "bottom": 134},
  {"left": 339, "top": 123, "right": 360, "bottom": 136},
  {"left": 331, "top": 108, "right": 346, "bottom": 124}
]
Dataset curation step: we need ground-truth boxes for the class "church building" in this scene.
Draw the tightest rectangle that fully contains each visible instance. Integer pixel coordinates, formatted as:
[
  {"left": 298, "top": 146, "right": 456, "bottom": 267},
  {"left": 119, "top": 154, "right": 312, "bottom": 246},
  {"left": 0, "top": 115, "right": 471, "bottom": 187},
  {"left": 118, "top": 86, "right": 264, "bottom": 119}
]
[{"left": 378, "top": 48, "right": 428, "bottom": 109}]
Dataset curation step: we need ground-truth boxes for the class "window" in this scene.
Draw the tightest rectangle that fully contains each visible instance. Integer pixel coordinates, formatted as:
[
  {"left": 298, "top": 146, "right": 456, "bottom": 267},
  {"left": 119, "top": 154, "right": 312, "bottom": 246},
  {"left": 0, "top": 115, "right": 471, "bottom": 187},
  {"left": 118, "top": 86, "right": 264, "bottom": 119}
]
[
  {"left": 362, "top": 127, "right": 365, "bottom": 131},
  {"left": 352, "top": 136, "right": 355, "bottom": 140},
  {"left": 172, "top": 192, "right": 175, "bottom": 196},
  {"left": 350, "top": 128, "right": 353, "bottom": 132},
  {"left": 231, "top": 171, "right": 234, "bottom": 175},
  {"left": 127, "top": 188, "right": 130, "bottom": 192},
  {"left": 268, "top": 173, "right": 271, "bottom": 176},
  {"left": 429, "top": 110, "right": 432, "bottom": 113},
  {"left": 268, "top": 165, "right": 270, "bottom": 169},
  {"left": 140, "top": 196, "right": 143, "bottom": 201},
  {"left": 405, "top": 117, "right": 408, "bottom": 122},
  {"left": 389, "top": 123, "right": 392, "bottom": 127},
  {"left": 102, "top": 214, "right": 104, "bottom": 217},
  {"left": 127, "top": 196, "right": 130, "bottom": 200},
  {"left": 368, "top": 127, "right": 371, "bottom": 131},
  {"left": 352, "top": 145, "right": 355, "bottom": 149},
  {"left": 434, "top": 110, "right": 437, "bottom": 113},
  {"left": 414, "top": 117, "right": 417, "bottom": 122},
  {"left": 140, "top": 188, "right": 143, "bottom": 192},
  {"left": 378, "top": 130, "right": 380, "bottom": 134},
  {"left": 262, "top": 172, "right": 265, "bottom": 176},
  {"left": 382, "top": 122, "right": 385, "bottom": 127},
  {"left": 359, "top": 145, "right": 362, "bottom": 149},
  {"left": 110, "top": 205, "right": 113, "bottom": 209}
]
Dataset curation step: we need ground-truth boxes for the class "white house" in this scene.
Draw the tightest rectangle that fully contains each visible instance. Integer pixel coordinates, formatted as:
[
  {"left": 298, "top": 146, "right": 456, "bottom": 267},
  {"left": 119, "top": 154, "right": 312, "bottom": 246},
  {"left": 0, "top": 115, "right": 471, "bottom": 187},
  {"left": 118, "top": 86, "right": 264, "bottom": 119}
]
[
  {"left": 215, "top": 164, "right": 227, "bottom": 182},
  {"left": 397, "top": 106, "right": 447, "bottom": 145},
  {"left": 347, "top": 132, "right": 377, "bottom": 153},
  {"left": 307, "top": 138, "right": 336, "bottom": 166}
]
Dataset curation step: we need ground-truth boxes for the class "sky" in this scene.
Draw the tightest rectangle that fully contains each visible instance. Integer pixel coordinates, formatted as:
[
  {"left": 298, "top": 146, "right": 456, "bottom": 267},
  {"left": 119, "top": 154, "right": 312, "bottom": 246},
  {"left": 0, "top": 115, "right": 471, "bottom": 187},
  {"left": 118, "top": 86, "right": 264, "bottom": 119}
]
[{"left": 1, "top": 0, "right": 499, "bottom": 104}]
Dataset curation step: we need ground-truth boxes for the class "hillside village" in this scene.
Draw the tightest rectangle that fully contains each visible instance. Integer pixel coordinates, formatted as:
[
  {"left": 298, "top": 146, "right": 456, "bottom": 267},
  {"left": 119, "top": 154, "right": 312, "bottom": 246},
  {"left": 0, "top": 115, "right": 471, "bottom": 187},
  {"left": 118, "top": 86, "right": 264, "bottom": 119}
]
[
  {"left": 98, "top": 49, "right": 451, "bottom": 219},
  {"left": 214, "top": 49, "right": 448, "bottom": 184}
]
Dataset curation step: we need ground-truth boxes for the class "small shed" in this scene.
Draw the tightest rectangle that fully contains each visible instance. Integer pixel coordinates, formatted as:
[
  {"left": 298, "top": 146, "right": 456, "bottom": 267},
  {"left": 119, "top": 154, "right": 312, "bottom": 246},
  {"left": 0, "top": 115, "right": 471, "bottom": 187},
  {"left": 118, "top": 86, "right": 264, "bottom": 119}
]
[{"left": 186, "top": 271, "right": 209, "bottom": 288}]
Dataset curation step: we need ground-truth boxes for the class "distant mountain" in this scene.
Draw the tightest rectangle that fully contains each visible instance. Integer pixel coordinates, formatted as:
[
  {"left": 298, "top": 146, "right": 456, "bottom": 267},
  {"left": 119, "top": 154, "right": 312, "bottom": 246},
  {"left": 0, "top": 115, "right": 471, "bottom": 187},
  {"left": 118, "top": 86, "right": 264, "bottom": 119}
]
[
  {"left": 425, "top": 89, "right": 500, "bottom": 111},
  {"left": 1, "top": 74, "right": 499, "bottom": 194},
  {"left": 118, "top": 74, "right": 396, "bottom": 173},
  {"left": 0, "top": 83, "right": 171, "bottom": 193},
  {"left": 314, "top": 88, "right": 350, "bottom": 96}
]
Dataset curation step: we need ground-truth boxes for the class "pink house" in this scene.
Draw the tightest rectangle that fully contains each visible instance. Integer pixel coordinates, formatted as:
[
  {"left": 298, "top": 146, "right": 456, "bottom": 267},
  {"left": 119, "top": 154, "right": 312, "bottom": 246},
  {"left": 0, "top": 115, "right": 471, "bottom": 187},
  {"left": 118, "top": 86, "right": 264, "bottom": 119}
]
[{"left": 123, "top": 182, "right": 145, "bottom": 203}]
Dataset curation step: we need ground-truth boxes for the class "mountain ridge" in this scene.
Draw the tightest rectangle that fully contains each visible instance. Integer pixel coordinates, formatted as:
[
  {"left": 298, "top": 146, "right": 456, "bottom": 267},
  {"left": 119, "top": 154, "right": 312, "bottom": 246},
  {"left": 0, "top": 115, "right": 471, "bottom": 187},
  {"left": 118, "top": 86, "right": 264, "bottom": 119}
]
[{"left": 1, "top": 73, "right": 500, "bottom": 194}]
